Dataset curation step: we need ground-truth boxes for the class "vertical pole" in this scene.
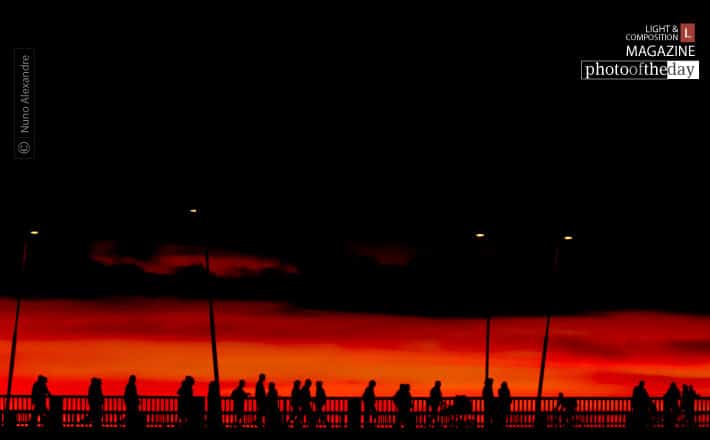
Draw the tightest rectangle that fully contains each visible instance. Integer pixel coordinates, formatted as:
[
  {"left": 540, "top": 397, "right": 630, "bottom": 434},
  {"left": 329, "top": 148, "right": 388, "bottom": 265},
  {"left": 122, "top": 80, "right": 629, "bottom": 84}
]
[
  {"left": 5, "top": 239, "right": 28, "bottom": 413},
  {"left": 5, "top": 299, "right": 21, "bottom": 413},
  {"left": 535, "top": 315, "right": 551, "bottom": 420},
  {"left": 485, "top": 316, "right": 491, "bottom": 380},
  {"left": 206, "top": 245, "right": 220, "bottom": 389},
  {"left": 535, "top": 243, "right": 560, "bottom": 429}
]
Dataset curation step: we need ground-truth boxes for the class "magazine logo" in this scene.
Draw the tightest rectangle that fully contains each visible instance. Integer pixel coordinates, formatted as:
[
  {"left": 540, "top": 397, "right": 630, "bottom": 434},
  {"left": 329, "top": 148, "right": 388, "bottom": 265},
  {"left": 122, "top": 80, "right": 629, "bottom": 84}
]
[
  {"left": 581, "top": 23, "right": 699, "bottom": 80},
  {"left": 681, "top": 23, "right": 696, "bottom": 43}
]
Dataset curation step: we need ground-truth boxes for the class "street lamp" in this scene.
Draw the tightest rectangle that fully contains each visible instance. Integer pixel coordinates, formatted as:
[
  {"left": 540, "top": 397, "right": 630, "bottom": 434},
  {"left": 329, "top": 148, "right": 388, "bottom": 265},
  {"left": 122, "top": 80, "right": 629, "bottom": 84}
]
[
  {"left": 534, "top": 233, "right": 575, "bottom": 430},
  {"left": 186, "top": 209, "right": 221, "bottom": 393},
  {"left": 471, "top": 231, "right": 491, "bottom": 381},
  {"left": 5, "top": 229, "right": 40, "bottom": 414}
]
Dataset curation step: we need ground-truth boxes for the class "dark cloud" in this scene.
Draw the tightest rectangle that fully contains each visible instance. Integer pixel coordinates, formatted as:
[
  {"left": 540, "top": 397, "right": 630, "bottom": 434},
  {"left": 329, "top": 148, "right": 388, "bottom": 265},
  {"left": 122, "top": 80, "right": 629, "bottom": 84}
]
[
  {"left": 553, "top": 335, "right": 628, "bottom": 360},
  {"left": 345, "top": 242, "right": 417, "bottom": 266},
  {"left": 668, "top": 340, "right": 710, "bottom": 353},
  {"left": 90, "top": 240, "right": 298, "bottom": 279}
]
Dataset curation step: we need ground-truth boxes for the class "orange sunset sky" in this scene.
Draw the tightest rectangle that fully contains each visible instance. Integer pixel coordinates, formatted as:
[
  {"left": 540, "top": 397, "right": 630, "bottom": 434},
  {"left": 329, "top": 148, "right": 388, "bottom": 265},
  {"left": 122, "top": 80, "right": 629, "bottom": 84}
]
[{"left": 2, "top": 298, "right": 710, "bottom": 397}]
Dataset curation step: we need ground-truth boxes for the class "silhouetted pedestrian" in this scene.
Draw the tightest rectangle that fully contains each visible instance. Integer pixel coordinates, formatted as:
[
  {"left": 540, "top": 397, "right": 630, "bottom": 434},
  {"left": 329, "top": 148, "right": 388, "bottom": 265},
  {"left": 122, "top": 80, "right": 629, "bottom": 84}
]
[
  {"left": 555, "top": 392, "right": 577, "bottom": 429},
  {"left": 300, "top": 379, "right": 314, "bottom": 428},
  {"left": 177, "top": 376, "right": 195, "bottom": 428},
  {"left": 681, "top": 384, "right": 699, "bottom": 429},
  {"left": 265, "top": 382, "right": 282, "bottom": 431},
  {"left": 427, "top": 380, "right": 443, "bottom": 428},
  {"left": 663, "top": 382, "right": 680, "bottom": 431},
  {"left": 363, "top": 380, "right": 377, "bottom": 428},
  {"left": 124, "top": 375, "right": 140, "bottom": 431},
  {"left": 288, "top": 380, "right": 302, "bottom": 428},
  {"left": 314, "top": 381, "right": 330, "bottom": 428},
  {"left": 497, "top": 381, "right": 511, "bottom": 430},
  {"left": 631, "top": 380, "right": 651, "bottom": 430},
  {"left": 86, "top": 378, "right": 104, "bottom": 430},
  {"left": 482, "top": 378, "right": 494, "bottom": 430},
  {"left": 255, "top": 374, "right": 267, "bottom": 428},
  {"left": 207, "top": 380, "right": 223, "bottom": 432},
  {"left": 393, "top": 384, "right": 413, "bottom": 430},
  {"left": 230, "top": 380, "right": 249, "bottom": 428},
  {"left": 30, "top": 375, "right": 50, "bottom": 429}
]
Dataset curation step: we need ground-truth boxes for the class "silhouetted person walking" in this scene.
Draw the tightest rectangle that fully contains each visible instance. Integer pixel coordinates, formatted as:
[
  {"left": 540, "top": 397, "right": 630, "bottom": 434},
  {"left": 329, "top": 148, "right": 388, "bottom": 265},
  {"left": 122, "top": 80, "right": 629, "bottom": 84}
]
[
  {"left": 265, "top": 382, "right": 282, "bottom": 431},
  {"left": 427, "top": 380, "right": 443, "bottom": 428},
  {"left": 30, "top": 375, "right": 50, "bottom": 429},
  {"left": 255, "top": 374, "right": 267, "bottom": 428},
  {"left": 124, "top": 375, "right": 140, "bottom": 431},
  {"left": 393, "top": 384, "right": 413, "bottom": 430},
  {"left": 555, "top": 392, "right": 577, "bottom": 429},
  {"left": 288, "top": 380, "right": 302, "bottom": 428},
  {"left": 177, "top": 376, "right": 195, "bottom": 428},
  {"left": 663, "top": 382, "right": 680, "bottom": 431},
  {"left": 314, "top": 381, "right": 330, "bottom": 428},
  {"left": 363, "top": 380, "right": 377, "bottom": 428},
  {"left": 681, "top": 384, "right": 699, "bottom": 429},
  {"left": 230, "top": 380, "right": 249, "bottom": 428},
  {"left": 300, "top": 379, "right": 314, "bottom": 428},
  {"left": 483, "top": 378, "right": 494, "bottom": 430},
  {"left": 498, "top": 382, "right": 511, "bottom": 430},
  {"left": 207, "top": 380, "right": 223, "bottom": 432},
  {"left": 85, "top": 378, "right": 104, "bottom": 430},
  {"left": 631, "top": 380, "right": 651, "bottom": 430}
]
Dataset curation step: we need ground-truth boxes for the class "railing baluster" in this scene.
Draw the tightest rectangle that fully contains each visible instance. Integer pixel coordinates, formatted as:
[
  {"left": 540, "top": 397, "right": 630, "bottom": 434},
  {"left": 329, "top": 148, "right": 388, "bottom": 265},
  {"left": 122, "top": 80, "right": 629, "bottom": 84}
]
[{"left": 1, "top": 394, "right": 709, "bottom": 431}]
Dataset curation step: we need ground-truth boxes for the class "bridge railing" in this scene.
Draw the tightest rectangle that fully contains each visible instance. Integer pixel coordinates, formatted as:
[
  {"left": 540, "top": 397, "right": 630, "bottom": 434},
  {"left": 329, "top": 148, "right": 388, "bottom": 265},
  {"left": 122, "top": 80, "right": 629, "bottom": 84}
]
[{"left": 2, "top": 395, "right": 709, "bottom": 430}]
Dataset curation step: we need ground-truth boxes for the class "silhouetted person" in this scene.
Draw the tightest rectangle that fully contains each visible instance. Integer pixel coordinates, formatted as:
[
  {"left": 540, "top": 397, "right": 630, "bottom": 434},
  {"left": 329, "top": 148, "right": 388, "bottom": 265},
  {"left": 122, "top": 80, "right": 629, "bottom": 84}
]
[
  {"left": 362, "top": 380, "right": 377, "bottom": 428},
  {"left": 393, "top": 384, "right": 413, "bottom": 430},
  {"left": 255, "top": 374, "right": 267, "bottom": 428},
  {"left": 314, "top": 381, "right": 330, "bottom": 428},
  {"left": 288, "top": 380, "right": 302, "bottom": 428},
  {"left": 300, "top": 379, "right": 314, "bottom": 428},
  {"left": 230, "top": 380, "right": 249, "bottom": 428},
  {"left": 555, "top": 392, "right": 577, "bottom": 429},
  {"left": 177, "top": 376, "right": 195, "bottom": 428},
  {"left": 493, "top": 381, "right": 513, "bottom": 430},
  {"left": 265, "top": 382, "right": 282, "bottom": 431},
  {"left": 30, "top": 375, "right": 50, "bottom": 429},
  {"left": 207, "top": 380, "right": 223, "bottom": 432},
  {"left": 85, "top": 378, "right": 104, "bottom": 430},
  {"left": 482, "top": 378, "right": 494, "bottom": 430},
  {"left": 498, "top": 381, "right": 513, "bottom": 428},
  {"left": 427, "top": 380, "right": 443, "bottom": 428},
  {"left": 663, "top": 382, "right": 680, "bottom": 431},
  {"left": 681, "top": 384, "right": 699, "bottom": 429},
  {"left": 124, "top": 375, "right": 140, "bottom": 431},
  {"left": 631, "top": 380, "right": 651, "bottom": 430}
]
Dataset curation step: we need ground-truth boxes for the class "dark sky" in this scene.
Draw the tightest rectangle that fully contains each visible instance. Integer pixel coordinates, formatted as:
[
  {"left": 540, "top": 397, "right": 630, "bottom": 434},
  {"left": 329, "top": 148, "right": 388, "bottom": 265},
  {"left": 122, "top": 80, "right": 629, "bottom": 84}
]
[{"left": 3, "top": 7, "right": 706, "bottom": 315}]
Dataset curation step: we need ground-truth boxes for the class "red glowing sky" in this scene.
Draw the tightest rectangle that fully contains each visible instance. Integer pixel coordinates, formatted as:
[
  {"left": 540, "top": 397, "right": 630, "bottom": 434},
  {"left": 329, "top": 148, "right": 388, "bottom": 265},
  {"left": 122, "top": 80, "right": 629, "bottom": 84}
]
[{"left": 1, "top": 298, "right": 709, "bottom": 397}]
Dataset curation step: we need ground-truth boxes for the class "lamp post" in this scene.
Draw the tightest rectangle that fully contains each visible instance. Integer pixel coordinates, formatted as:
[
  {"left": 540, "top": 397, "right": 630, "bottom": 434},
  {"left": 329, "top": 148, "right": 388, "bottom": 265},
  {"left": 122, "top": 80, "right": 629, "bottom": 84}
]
[
  {"left": 5, "top": 229, "right": 39, "bottom": 414},
  {"left": 473, "top": 232, "right": 491, "bottom": 381},
  {"left": 534, "top": 234, "right": 572, "bottom": 430},
  {"left": 187, "top": 209, "right": 220, "bottom": 392}
]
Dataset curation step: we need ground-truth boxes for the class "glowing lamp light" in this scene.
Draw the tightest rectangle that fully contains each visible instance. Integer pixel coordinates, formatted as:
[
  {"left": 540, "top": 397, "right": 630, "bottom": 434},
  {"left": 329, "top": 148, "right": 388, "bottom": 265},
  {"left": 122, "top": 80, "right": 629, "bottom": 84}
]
[
  {"left": 474, "top": 233, "right": 486, "bottom": 239},
  {"left": 562, "top": 235, "right": 574, "bottom": 241},
  {"left": 29, "top": 230, "right": 40, "bottom": 236},
  {"left": 188, "top": 209, "right": 198, "bottom": 214}
]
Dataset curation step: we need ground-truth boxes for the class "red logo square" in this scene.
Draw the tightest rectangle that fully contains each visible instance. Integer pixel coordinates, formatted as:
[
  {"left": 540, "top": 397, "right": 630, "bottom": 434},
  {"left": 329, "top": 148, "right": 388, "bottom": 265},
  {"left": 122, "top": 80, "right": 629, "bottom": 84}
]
[{"left": 680, "top": 23, "right": 695, "bottom": 43}]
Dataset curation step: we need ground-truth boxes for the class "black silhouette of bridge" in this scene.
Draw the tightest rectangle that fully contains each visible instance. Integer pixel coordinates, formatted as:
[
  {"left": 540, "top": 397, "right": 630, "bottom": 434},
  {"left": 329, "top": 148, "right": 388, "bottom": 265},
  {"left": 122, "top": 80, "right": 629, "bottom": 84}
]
[{"left": 2, "top": 395, "right": 709, "bottom": 431}]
